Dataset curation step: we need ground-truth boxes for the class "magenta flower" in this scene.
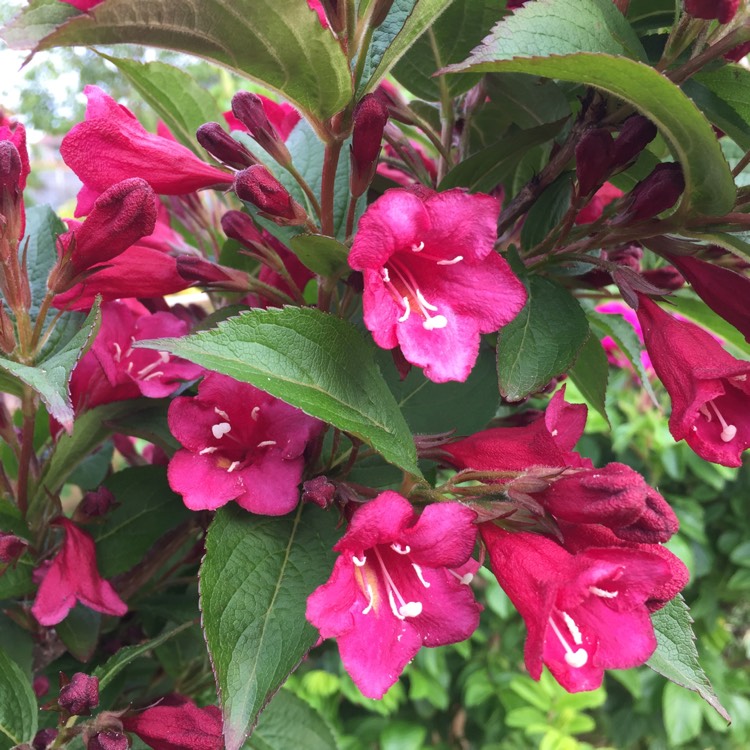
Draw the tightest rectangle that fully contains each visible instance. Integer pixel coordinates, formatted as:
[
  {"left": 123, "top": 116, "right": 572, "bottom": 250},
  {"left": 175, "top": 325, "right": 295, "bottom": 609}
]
[
  {"left": 481, "top": 523, "right": 673, "bottom": 692},
  {"left": 349, "top": 188, "right": 527, "bottom": 383},
  {"left": 31, "top": 518, "right": 127, "bottom": 626},
  {"left": 167, "top": 373, "right": 323, "bottom": 514},
  {"left": 306, "top": 491, "right": 481, "bottom": 699},
  {"left": 575, "top": 182, "right": 623, "bottom": 225},
  {"left": 636, "top": 294, "right": 750, "bottom": 467},
  {"left": 61, "top": 86, "right": 231, "bottom": 216}
]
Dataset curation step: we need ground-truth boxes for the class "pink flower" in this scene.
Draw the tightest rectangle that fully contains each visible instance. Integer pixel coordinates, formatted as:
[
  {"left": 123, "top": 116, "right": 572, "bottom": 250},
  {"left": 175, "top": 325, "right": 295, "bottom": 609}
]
[
  {"left": 481, "top": 523, "right": 673, "bottom": 692},
  {"left": 58, "top": 1, "right": 103, "bottom": 11},
  {"left": 167, "top": 372, "right": 323, "bottom": 514},
  {"left": 31, "top": 518, "right": 127, "bottom": 626},
  {"left": 595, "top": 300, "right": 652, "bottom": 371},
  {"left": 223, "top": 95, "right": 301, "bottom": 142},
  {"left": 636, "top": 293, "right": 750, "bottom": 467},
  {"left": 61, "top": 86, "right": 231, "bottom": 216},
  {"left": 349, "top": 188, "right": 527, "bottom": 383},
  {"left": 575, "top": 182, "right": 623, "bottom": 225},
  {"left": 68, "top": 300, "right": 203, "bottom": 413},
  {"left": 121, "top": 696, "right": 223, "bottom": 750},
  {"left": 306, "top": 491, "right": 481, "bottom": 699}
]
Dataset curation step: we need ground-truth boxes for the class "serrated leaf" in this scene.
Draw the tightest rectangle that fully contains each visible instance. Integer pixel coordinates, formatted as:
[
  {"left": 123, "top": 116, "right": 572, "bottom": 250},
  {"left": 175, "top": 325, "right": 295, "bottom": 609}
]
[
  {"left": 497, "top": 275, "right": 589, "bottom": 401},
  {"left": 94, "top": 620, "right": 195, "bottom": 691},
  {"left": 392, "top": 0, "right": 504, "bottom": 101},
  {"left": 0, "top": 0, "right": 78, "bottom": 49},
  {"left": 568, "top": 332, "right": 609, "bottom": 424},
  {"left": 482, "top": 72, "right": 571, "bottom": 130},
  {"left": 647, "top": 595, "right": 730, "bottom": 723},
  {"left": 0, "top": 646, "right": 37, "bottom": 750},
  {"left": 96, "top": 55, "right": 219, "bottom": 155},
  {"left": 95, "top": 466, "right": 192, "bottom": 578},
  {"left": 443, "top": 4, "right": 734, "bottom": 216},
  {"left": 439, "top": 119, "right": 564, "bottom": 192},
  {"left": 0, "top": 300, "right": 100, "bottom": 430},
  {"left": 248, "top": 690, "right": 339, "bottom": 750},
  {"left": 360, "top": 0, "right": 457, "bottom": 95},
  {"left": 200, "top": 504, "right": 339, "bottom": 750},
  {"left": 691, "top": 65, "right": 750, "bottom": 151},
  {"left": 137, "top": 307, "right": 421, "bottom": 477},
  {"left": 4, "top": 0, "right": 352, "bottom": 124},
  {"left": 519, "top": 173, "right": 573, "bottom": 251},
  {"left": 56, "top": 605, "right": 101, "bottom": 663},
  {"left": 681, "top": 230, "right": 750, "bottom": 265},
  {"left": 21, "top": 205, "right": 64, "bottom": 323},
  {"left": 288, "top": 235, "right": 349, "bottom": 277}
]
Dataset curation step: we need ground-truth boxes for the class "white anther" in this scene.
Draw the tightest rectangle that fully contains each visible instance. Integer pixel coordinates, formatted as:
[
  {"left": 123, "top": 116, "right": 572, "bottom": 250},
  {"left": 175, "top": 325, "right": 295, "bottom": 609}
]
[
  {"left": 411, "top": 241, "right": 424, "bottom": 252},
  {"left": 561, "top": 611, "right": 583, "bottom": 645},
  {"left": 391, "top": 543, "right": 411, "bottom": 555},
  {"left": 362, "top": 583, "right": 375, "bottom": 615},
  {"left": 423, "top": 315, "right": 448, "bottom": 330},
  {"left": 199, "top": 447, "right": 218, "bottom": 455},
  {"left": 212, "top": 422, "right": 231, "bottom": 439},
  {"left": 214, "top": 407, "right": 230, "bottom": 420},
  {"left": 548, "top": 616, "right": 589, "bottom": 669},
  {"left": 707, "top": 400, "right": 737, "bottom": 442},
  {"left": 448, "top": 568, "right": 474, "bottom": 585},
  {"left": 416, "top": 288, "right": 439, "bottom": 312},
  {"left": 399, "top": 601, "right": 423, "bottom": 618},
  {"left": 251, "top": 406, "right": 260, "bottom": 421},
  {"left": 137, "top": 359, "right": 165, "bottom": 379},
  {"left": 590, "top": 586, "right": 618, "bottom": 599},
  {"left": 352, "top": 555, "right": 367, "bottom": 567},
  {"left": 256, "top": 440, "right": 277, "bottom": 448},
  {"left": 381, "top": 267, "right": 391, "bottom": 283},
  {"left": 398, "top": 297, "right": 411, "bottom": 323},
  {"left": 158, "top": 351, "right": 171, "bottom": 363},
  {"left": 227, "top": 461, "right": 240, "bottom": 473},
  {"left": 437, "top": 255, "right": 463, "bottom": 265},
  {"left": 411, "top": 563, "right": 430, "bottom": 589},
  {"left": 551, "top": 429, "right": 559, "bottom": 437},
  {"left": 733, "top": 374, "right": 747, "bottom": 382},
  {"left": 112, "top": 342, "right": 123, "bottom": 362}
]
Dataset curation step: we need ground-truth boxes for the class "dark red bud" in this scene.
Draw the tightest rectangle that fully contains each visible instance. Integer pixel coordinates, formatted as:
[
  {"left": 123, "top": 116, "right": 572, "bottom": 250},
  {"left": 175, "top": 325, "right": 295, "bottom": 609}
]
[
  {"left": 0, "top": 303, "right": 16, "bottom": 354},
  {"left": 616, "top": 162, "right": 685, "bottom": 223},
  {"left": 77, "top": 487, "right": 117, "bottom": 518},
  {"left": 685, "top": 0, "right": 739, "bottom": 24},
  {"left": 58, "top": 673, "right": 99, "bottom": 716},
  {"left": 302, "top": 476, "right": 336, "bottom": 509},
  {"left": 33, "top": 676, "right": 50, "bottom": 698},
  {"left": 196, "top": 123, "right": 257, "bottom": 169},
  {"left": 0, "top": 531, "right": 27, "bottom": 563},
  {"left": 220, "top": 209, "right": 264, "bottom": 248},
  {"left": 32, "top": 729, "right": 58, "bottom": 750},
  {"left": 231, "top": 92, "right": 291, "bottom": 166},
  {"left": 87, "top": 731, "right": 129, "bottom": 750},
  {"left": 176, "top": 256, "right": 250, "bottom": 292},
  {"left": 234, "top": 166, "right": 306, "bottom": 225},
  {"left": 0, "top": 140, "right": 22, "bottom": 196},
  {"left": 351, "top": 94, "right": 389, "bottom": 198},
  {"left": 642, "top": 266, "right": 685, "bottom": 291},
  {"left": 611, "top": 115, "right": 657, "bottom": 171},
  {"left": 725, "top": 41, "right": 750, "bottom": 62},
  {"left": 575, "top": 129, "right": 614, "bottom": 196},
  {"left": 371, "top": 0, "right": 396, "bottom": 27}
]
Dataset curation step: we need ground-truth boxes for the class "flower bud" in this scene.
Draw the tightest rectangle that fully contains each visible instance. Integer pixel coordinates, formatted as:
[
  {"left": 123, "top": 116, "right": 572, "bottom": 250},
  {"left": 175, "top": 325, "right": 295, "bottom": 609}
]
[
  {"left": 0, "top": 140, "right": 22, "bottom": 197},
  {"left": 611, "top": 115, "right": 657, "bottom": 171},
  {"left": 231, "top": 92, "right": 292, "bottom": 167},
  {"left": 220, "top": 209, "right": 264, "bottom": 248},
  {"left": 642, "top": 266, "right": 685, "bottom": 291},
  {"left": 615, "top": 162, "right": 685, "bottom": 224},
  {"left": 32, "top": 729, "right": 58, "bottom": 750},
  {"left": 0, "top": 303, "right": 16, "bottom": 354},
  {"left": 234, "top": 165, "right": 307, "bottom": 225},
  {"left": 196, "top": 122, "right": 257, "bottom": 169},
  {"left": 76, "top": 487, "right": 117, "bottom": 519},
  {"left": 302, "top": 476, "right": 336, "bottom": 508},
  {"left": 684, "top": 0, "right": 739, "bottom": 24},
  {"left": 87, "top": 731, "right": 129, "bottom": 750},
  {"left": 725, "top": 41, "right": 750, "bottom": 62},
  {"left": 350, "top": 94, "right": 389, "bottom": 198},
  {"left": 371, "top": 0, "right": 396, "bottom": 27},
  {"left": 0, "top": 531, "right": 27, "bottom": 563},
  {"left": 176, "top": 256, "right": 251, "bottom": 292},
  {"left": 575, "top": 129, "right": 613, "bottom": 196},
  {"left": 58, "top": 672, "right": 99, "bottom": 716}
]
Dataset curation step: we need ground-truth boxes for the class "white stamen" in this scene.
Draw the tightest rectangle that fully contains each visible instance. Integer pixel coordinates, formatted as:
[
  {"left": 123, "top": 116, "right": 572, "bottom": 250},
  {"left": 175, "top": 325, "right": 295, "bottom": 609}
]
[
  {"left": 352, "top": 555, "right": 367, "bottom": 567},
  {"left": 548, "top": 616, "right": 589, "bottom": 669},
  {"left": 551, "top": 429, "right": 559, "bottom": 437},
  {"left": 126, "top": 361, "right": 134, "bottom": 375},
  {"left": 707, "top": 400, "right": 737, "bottom": 442},
  {"left": 212, "top": 422, "right": 231, "bottom": 439},
  {"left": 112, "top": 342, "right": 123, "bottom": 362},
  {"left": 374, "top": 547, "right": 422, "bottom": 621},
  {"left": 199, "top": 446, "right": 218, "bottom": 455},
  {"left": 227, "top": 461, "right": 240, "bottom": 473},
  {"left": 158, "top": 351, "right": 171, "bottom": 363},
  {"left": 251, "top": 406, "right": 260, "bottom": 421},
  {"left": 399, "top": 601, "right": 423, "bottom": 618},
  {"left": 699, "top": 404, "right": 712, "bottom": 422},
  {"left": 398, "top": 297, "right": 411, "bottom": 323},
  {"left": 423, "top": 315, "right": 448, "bottom": 330},
  {"left": 391, "top": 543, "right": 411, "bottom": 555},
  {"left": 256, "top": 440, "right": 277, "bottom": 448},
  {"left": 411, "top": 241, "right": 424, "bottom": 252},
  {"left": 125, "top": 337, "right": 135, "bottom": 358},
  {"left": 142, "top": 371, "right": 165, "bottom": 381},
  {"left": 362, "top": 583, "right": 375, "bottom": 615},
  {"left": 412, "top": 563, "right": 430, "bottom": 589},
  {"left": 416, "top": 288, "right": 439, "bottom": 312},
  {"left": 561, "top": 611, "right": 583, "bottom": 645},
  {"left": 137, "top": 359, "right": 165, "bottom": 379},
  {"left": 381, "top": 267, "right": 391, "bottom": 283},
  {"left": 590, "top": 586, "right": 619, "bottom": 599},
  {"left": 437, "top": 255, "right": 464, "bottom": 266},
  {"left": 733, "top": 374, "right": 747, "bottom": 382},
  {"left": 387, "top": 587, "right": 406, "bottom": 620},
  {"left": 214, "top": 407, "right": 230, "bottom": 420},
  {"left": 448, "top": 568, "right": 474, "bottom": 585}
]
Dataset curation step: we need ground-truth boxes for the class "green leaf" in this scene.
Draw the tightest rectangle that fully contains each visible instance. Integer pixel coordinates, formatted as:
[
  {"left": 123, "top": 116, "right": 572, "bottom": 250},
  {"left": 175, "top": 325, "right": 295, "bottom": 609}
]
[
  {"left": 0, "top": 646, "right": 37, "bottom": 750},
  {"left": 568, "top": 332, "right": 609, "bottom": 424},
  {"left": 392, "top": 0, "right": 504, "bottom": 101},
  {"left": 0, "top": 556, "right": 34, "bottom": 600},
  {"left": 137, "top": 308, "right": 421, "bottom": 477},
  {"left": 200, "top": 504, "right": 339, "bottom": 750},
  {"left": 21, "top": 205, "right": 64, "bottom": 323},
  {"left": 248, "top": 690, "right": 339, "bottom": 750},
  {"left": 497, "top": 275, "right": 589, "bottom": 401},
  {"left": 56, "top": 605, "right": 101, "bottom": 663},
  {"left": 288, "top": 235, "right": 349, "bottom": 278},
  {"left": 0, "top": 300, "right": 100, "bottom": 430},
  {"left": 483, "top": 73, "right": 571, "bottom": 130},
  {"left": 663, "top": 681, "right": 705, "bottom": 747},
  {"left": 378, "top": 346, "right": 499, "bottom": 435},
  {"left": 96, "top": 55, "right": 219, "bottom": 155},
  {"left": 96, "top": 466, "right": 192, "bottom": 578},
  {"left": 519, "top": 173, "right": 573, "bottom": 250},
  {"left": 647, "top": 595, "right": 730, "bottom": 723},
  {"left": 361, "top": 0, "right": 457, "bottom": 95},
  {"left": 439, "top": 120, "right": 565, "bottom": 192},
  {"left": 94, "top": 620, "right": 195, "bottom": 691},
  {"left": 0, "top": 0, "right": 78, "bottom": 49},
  {"left": 444, "top": 51, "right": 735, "bottom": 216},
  {"left": 8, "top": 0, "right": 352, "bottom": 124},
  {"left": 681, "top": 230, "right": 750, "bottom": 265},
  {"left": 691, "top": 65, "right": 750, "bottom": 151}
]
